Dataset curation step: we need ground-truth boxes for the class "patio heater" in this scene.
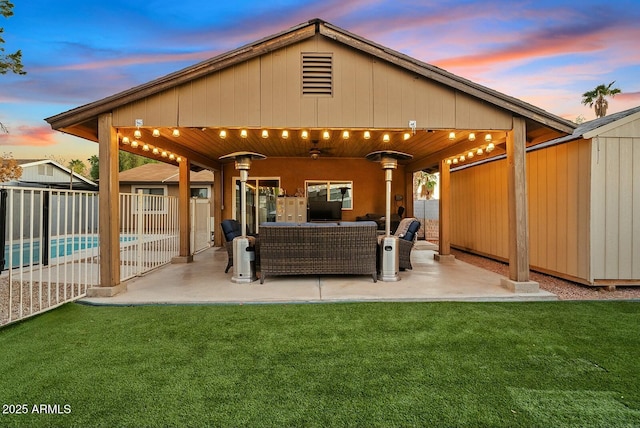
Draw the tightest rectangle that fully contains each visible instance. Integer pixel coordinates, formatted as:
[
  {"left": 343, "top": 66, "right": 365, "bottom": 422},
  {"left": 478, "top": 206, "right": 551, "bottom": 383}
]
[
  {"left": 366, "top": 150, "right": 413, "bottom": 282},
  {"left": 219, "top": 151, "right": 266, "bottom": 283}
]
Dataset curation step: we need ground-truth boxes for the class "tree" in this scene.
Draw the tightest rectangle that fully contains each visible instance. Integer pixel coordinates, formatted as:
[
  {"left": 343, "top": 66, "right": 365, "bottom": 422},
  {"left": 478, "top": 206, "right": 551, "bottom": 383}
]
[
  {"left": 414, "top": 171, "right": 438, "bottom": 200},
  {"left": 1, "top": 1, "right": 25, "bottom": 134},
  {"left": 581, "top": 81, "right": 621, "bottom": 118},
  {"left": 0, "top": 153, "right": 22, "bottom": 182},
  {"left": 88, "top": 155, "right": 99, "bottom": 181},
  {"left": 68, "top": 159, "right": 86, "bottom": 176}
]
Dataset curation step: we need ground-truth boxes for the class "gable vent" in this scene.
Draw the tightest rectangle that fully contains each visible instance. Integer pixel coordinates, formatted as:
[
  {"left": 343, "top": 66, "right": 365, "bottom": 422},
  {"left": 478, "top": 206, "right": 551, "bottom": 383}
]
[{"left": 302, "top": 53, "right": 333, "bottom": 96}]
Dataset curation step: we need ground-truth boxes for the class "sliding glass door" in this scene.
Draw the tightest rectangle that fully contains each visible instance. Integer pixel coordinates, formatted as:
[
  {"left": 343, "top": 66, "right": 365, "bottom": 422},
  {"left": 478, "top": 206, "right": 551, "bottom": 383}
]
[{"left": 233, "top": 177, "right": 280, "bottom": 234}]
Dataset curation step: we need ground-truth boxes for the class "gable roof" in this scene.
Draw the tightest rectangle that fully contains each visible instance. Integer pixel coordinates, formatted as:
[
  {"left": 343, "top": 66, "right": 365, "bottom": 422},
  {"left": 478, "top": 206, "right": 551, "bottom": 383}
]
[
  {"left": 118, "top": 162, "right": 214, "bottom": 183},
  {"left": 46, "top": 19, "right": 574, "bottom": 134},
  {"left": 14, "top": 159, "right": 98, "bottom": 188}
]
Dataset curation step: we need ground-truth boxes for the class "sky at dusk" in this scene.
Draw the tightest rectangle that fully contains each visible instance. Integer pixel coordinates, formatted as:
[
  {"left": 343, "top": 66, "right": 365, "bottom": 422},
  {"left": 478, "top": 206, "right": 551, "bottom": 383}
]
[{"left": 1, "top": 0, "right": 639, "bottom": 164}]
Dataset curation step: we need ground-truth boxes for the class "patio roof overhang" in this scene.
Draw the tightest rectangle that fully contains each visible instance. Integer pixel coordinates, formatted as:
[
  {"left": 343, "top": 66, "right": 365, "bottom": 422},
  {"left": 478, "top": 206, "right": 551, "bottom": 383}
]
[{"left": 45, "top": 19, "right": 575, "bottom": 174}]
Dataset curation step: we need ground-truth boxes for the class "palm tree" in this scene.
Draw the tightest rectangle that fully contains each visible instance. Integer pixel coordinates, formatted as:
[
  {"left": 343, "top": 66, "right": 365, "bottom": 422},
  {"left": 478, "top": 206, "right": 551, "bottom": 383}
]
[{"left": 581, "top": 81, "right": 621, "bottom": 118}]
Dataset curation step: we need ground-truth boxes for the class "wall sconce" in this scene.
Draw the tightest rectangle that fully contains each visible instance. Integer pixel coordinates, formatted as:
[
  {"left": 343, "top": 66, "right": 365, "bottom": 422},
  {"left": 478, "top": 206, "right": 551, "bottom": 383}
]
[
  {"left": 219, "top": 130, "right": 227, "bottom": 139},
  {"left": 134, "top": 129, "right": 142, "bottom": 139},
  {"left": 240, "top": 129, "right": 248, "bottom": 139},
  {"left": 301, "top": 130, "right": 309, "bottom": 139},
  {"left": 261, "top": 130, "right": 269, "bottom": 139},
  {"left": 485, "top": 133, "right": 492, "bottom": 142},
  {"left": 323, "top": 130, "right": 330, "bottom": 140},
  {"left": 282, "top": 130, "right": 289, "bottom": 139},
  {"left": 364, "top": 131, "right": 371, "bottom": 140},
  {"left": 468, "top": 133, "right": 476, "bottom": 141},
  {"left": 172, "top": 129, "right": 180, "bottom": 137},
  {"left": 142, "top": 144, "right": 150, "bottom": 152},
  {"left": 383, "top": 134, "right": 390, "bottom": 143},
  {"left": 342, "top": 130, "right": 349, "bottom": 139},
  {"left": 448, "top": 132, "right": 456, "bottom": 141},
  {"left": 152, "top": 129, "right": 160, "bottom": 138},
  {"left": 121, "top": 137, "right": 130, "bottom": 145}
]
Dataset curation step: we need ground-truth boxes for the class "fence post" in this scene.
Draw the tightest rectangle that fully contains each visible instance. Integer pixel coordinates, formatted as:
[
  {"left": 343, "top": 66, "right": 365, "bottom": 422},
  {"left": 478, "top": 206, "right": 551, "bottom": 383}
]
[{"left": 136, "top": 190, "right": 144, "bottom": 276}]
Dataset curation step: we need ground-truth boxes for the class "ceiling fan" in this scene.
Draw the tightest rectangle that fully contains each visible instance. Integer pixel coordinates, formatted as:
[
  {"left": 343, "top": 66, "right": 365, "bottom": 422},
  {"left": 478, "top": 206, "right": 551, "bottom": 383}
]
[{"left": 308, "top": 140, "right": 331, "bottom": 159}]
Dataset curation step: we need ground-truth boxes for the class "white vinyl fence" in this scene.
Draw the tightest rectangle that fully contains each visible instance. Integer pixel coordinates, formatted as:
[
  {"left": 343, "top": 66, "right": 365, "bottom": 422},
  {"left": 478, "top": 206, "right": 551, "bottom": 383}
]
[{"left": 1, "top": 187, "right": 181, "bottom": 327}]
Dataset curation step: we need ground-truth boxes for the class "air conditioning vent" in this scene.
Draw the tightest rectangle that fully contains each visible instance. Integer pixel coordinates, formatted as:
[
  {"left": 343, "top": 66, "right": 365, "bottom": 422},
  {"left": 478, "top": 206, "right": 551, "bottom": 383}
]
[{"left": 302, "top": 53, "right": 333, "bottom": 96}]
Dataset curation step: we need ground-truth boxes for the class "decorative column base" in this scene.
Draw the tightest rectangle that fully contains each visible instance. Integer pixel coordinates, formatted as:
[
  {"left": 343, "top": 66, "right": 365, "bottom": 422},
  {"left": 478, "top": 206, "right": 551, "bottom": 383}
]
[
  {"left": 501, "top": 278, "right": 539, "bottom": 293},
  {"left": 86, "top": 283, "right": 127, "bottom": 297},
  {"left": 434, "top": 254, "right": 456, "bottom": 263}
]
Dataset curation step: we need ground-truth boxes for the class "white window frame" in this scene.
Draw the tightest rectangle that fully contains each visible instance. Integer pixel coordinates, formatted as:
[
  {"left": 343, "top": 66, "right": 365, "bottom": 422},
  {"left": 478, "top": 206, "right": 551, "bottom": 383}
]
[{"left": 132, "top": 185, "right": 168, "bottom": 213}]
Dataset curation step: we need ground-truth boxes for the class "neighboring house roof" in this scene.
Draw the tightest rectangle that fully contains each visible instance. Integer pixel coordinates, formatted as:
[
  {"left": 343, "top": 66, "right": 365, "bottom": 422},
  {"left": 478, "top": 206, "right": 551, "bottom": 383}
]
[
  {"left": 118, "top": 163, "right": 214, "bottom": 183},
  {"left": 6, "top": 159, "right": 98, "bottom": 190}
]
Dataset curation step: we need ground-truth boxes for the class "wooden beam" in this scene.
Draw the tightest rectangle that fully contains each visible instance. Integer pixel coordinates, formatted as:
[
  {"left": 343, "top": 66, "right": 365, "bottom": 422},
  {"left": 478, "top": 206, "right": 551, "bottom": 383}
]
[
  {"left": 506, "top": 116, "right": 530, "bottom": 281},
  {"left": 213, "top": 169, "right": 224, "bottom": 247},
  {"left": 179, "top": 159, "right": 191, "bottom": 258},
  {"left": 438, "top": 159, "right": 451, "bottom": 256},
  {"left": 97, "top": 113, "right": 121, "bottom": 289}
]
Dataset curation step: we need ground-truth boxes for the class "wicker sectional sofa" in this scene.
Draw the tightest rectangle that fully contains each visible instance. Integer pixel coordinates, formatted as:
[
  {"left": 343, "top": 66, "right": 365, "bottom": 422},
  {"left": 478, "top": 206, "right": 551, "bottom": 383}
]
[{"left": 258, "top": 221, "right": 378, "bottom": 284}]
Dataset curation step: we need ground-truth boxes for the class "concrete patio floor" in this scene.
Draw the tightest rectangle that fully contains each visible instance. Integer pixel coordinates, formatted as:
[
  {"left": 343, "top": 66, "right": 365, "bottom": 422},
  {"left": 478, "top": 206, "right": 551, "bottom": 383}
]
[{"left": 81, "top": 241, "right": 556, "bottom": 305}]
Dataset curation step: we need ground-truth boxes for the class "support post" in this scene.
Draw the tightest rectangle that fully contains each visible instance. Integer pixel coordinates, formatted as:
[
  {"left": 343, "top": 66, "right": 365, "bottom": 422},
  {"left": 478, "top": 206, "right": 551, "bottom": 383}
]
[
  {"left": 89, "top": 113, "right": 125, "bottom": 297},
  {"left": 435, "top": 158, "right": 455, "bottom": 262},
  {"left": 173, "top": 158, "right": 193, "bottom": 263},
  {"left": 501, "top": 116, "right": 539, "bottom": 292}
]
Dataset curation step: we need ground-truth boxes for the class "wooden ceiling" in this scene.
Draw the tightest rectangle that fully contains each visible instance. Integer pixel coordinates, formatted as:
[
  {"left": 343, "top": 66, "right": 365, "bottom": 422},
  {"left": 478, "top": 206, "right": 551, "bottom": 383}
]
[{"left": 115, "top": 121, "right": 565, "bottom": 172}]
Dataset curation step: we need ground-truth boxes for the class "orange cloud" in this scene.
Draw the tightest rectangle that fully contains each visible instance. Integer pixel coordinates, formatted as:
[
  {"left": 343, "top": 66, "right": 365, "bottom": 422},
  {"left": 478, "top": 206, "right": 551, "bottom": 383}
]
[{"left": 0, "top": 125, "right": 59, "bottom": 148}]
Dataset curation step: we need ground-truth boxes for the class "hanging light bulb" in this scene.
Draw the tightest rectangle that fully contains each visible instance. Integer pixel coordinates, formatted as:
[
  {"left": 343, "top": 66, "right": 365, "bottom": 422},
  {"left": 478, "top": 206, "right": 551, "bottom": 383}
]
[
  {"left": 152, "top": 147, "right": 159, "bottom": 155},
  {"left": 301, "top": 130, "right": 309, "bottom": 139},
  {"left": 134, "top": 129, "right": 142, "bottom": 139},
  {"left": 142, "top": 144, "right": 150, "bottom": 151},
  {"left": 172, "top": 129, "right": 180, "bottom": 137},
  {"left": 383, "top": 134, "right": 390, "bottom": 143},
  {"left": 161, "top": 151, "right": 168, "bottom": 158},
  {"left": 364, "top": 131, "right": 371, "bottom": 140},
  {"left": 342, "top": 130, "right": 349, "bottom": 139},
  {"left": 485, "top": 133, "right": 492, "bottom": 142},
  {"left": 403, "top": 132, "right": 411, "bottom": 140},
  {"left": 152, "top": 129, "right": 160, "bottom": 137},
  {"left": 131, "top": 140, "right": 139, "bottom": 148},
  {"left": 446, "top": 159, "right": 452, "bottom": 165},
  {"left": 323, "top": 130, "right": 330, "bottom": 140},
  {"left": 261, "top": 130, "right": 269, "bottom": 138},
  {"left": 176, "top": 156, "right": 183, "bottom": 162},
  {"left": 467, "top": 151, "right": 474, "bottom": 159},
  {"left": 169, "top": 153, "right": 175, "bottom": 160},
  {"left": 240, "top": 129, "right": 248, "bottom": 138},
  {"left": 448, "top": 132, "right": 456, "bottom": 140},
  {"left": 452, "top": 158, "right": 458, "bottom": 164},
  {"left": 219, "top": 130, "right": 227, "bottom": 139},
  {"left": 281, "top": 130, "right": 289, "bottom": 139},
  {"left": 460, "top": 155, "right": 466, "bottom": 162},
  {"left": 486, "top": 142, "right": 495, "bottom": 153},
  {"left": 121, "top": 137, "right": 130, "bottom": 145},
  {"left": 468, "top": 132, "right": 476, "bottom": 141},
  {"left": 476, "top": 148, "right": 484, "bottom": 155}
]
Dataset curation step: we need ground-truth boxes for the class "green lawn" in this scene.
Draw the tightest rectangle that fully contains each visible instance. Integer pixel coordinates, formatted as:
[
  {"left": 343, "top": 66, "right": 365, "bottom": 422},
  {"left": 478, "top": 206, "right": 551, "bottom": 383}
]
[{"left": 0, "top": 301, "right": 639, "bottom": 427}]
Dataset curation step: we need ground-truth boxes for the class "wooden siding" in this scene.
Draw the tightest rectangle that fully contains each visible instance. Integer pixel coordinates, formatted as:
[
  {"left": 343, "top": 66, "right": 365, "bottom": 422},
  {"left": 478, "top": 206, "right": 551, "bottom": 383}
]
[
  {"left": 451, "top": 138, "right": 592, "bottom": 281},
  {"left": 590, "top": 135, "right": 640, "bottom": 281},
  {"left": 113, "top": 35, "right": 512, "bottom": 131}
]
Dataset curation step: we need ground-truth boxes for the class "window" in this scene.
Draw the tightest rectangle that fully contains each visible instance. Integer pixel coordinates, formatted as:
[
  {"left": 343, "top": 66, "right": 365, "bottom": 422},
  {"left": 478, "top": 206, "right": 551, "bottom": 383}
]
[
  {"left": 302, "top": 53, "right": 333, "bottom": 96},
  {"left": 305, "top": 181, "right": 352, "bottom": 210},
  {"left": 190, "top": 187, "right": 209, "bottom": 199},
  {"left": 132, "top": 186, "right": 167, "bottom": 213},
  {"left": 37, "top": 164, "right": 54, "bottom": 176}
]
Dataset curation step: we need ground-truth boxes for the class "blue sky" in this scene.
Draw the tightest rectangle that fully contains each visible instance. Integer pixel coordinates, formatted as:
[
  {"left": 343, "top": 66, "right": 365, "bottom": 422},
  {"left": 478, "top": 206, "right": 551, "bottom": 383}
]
[{"left": 1, "top": 0, "right": 639, "bottom": 163}]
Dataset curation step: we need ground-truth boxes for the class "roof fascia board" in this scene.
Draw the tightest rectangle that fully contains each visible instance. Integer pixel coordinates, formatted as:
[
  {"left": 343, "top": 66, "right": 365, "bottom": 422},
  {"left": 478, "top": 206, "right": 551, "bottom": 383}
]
[
  {"left": 319, "top": 22, "right": 575, "bottom": 134},
  {"left": 582, "top": 110, "right": 640, "bottom": 139},
  {"left": 46, "top": 22, "right": 318, "bottom": 130}
]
